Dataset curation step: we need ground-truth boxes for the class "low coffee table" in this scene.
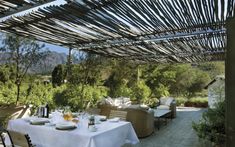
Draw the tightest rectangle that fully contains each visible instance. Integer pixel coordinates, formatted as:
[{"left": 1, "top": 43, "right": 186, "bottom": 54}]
[{"left": 153, "top": 109, "right": 172, "bottom": 130}]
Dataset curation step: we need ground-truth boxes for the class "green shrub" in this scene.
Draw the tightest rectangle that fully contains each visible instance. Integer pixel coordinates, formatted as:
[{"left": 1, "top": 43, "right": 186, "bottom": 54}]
[
  {"left": 141, "top": 97, "right": 159, "bottom": 108},
  {"left": 153, "top": 83, "right": 169, "bottom": 98},
  {"left": 189, "top": 97, "right": 208, "bottom": 103},
  {"left": 54, "top": 84, "right": 108, "bottom": 111},
  {"left": 192, "top": 101, "right": 225, "bottom": 145},
  {"left": 131, "top": 81, "right": 151, "bottom": 102},
  {"left": 175, "top": 97, "right": 187, "bottom": 106},
  {"left": 112, "top": 83, "right": 132, "bottom": 98},
  {"left": 0, "top": 82, "right": 17, "bottom": 104},
  {"left": 185, "top": 97, "right": 208, "bottom": 107}
]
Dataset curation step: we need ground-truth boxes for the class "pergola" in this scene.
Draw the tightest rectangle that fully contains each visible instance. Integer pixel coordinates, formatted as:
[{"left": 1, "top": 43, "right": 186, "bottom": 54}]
[
  {"left": 0, "top": 0, "right": 234, "bottom": 63},
  {"left": 0, "top": 0, "right": 235, "bottom": 145}
]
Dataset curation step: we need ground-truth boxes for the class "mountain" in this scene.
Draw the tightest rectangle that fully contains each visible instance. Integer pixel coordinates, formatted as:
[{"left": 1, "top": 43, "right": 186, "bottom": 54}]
[
  {"left": 0, "top": 51, "right": 68, "bottom": 74},
  {"left": 30, "top": 51, "right": 68, "bottom": 74}
]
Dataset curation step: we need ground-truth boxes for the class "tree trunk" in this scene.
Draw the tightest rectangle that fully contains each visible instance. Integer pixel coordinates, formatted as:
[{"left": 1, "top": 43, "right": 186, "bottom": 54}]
[
  {"left": 81, "top": 84, "right": 85, "bottom": 109},
  {"left": 137, "top": 65, "right": 140, "bottom": 83},
  {"left": 16, "top": 83, "right": 20, "bottom": 105},
  {"left": 16, "top": 47, "right": 20, "bottom": 105}
]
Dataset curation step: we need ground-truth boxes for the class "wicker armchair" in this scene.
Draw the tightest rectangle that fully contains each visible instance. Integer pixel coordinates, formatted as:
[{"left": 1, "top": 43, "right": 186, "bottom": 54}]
[
  {"left": 98, "top": 104, "right": 154, "bottom": 138},
  {"left": 109, "top": 110, "right": 127, "bottom": 121}
]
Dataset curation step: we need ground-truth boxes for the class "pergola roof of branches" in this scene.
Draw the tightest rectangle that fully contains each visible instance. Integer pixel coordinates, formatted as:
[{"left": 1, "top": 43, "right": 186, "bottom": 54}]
[
  {"left": 0, "top": 0, "right": 234, "bottom": 63},
  {"left": 0, "top": 0, "right": 54, "bottom": 18}
]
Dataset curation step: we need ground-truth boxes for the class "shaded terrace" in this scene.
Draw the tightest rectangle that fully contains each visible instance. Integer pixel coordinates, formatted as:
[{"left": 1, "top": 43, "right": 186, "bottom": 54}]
[
  {"left": 0, "top": 108, "right": 206, "bottom": 147},
  {"left": 0, "top": 0, "right": 234, "bottom": 146}
]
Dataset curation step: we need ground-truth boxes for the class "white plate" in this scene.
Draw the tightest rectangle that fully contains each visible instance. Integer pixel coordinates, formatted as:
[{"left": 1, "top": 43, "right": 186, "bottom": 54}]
[
  {"left": 109, "top": 117, "right": 120, "bottom": 122},
  {"left": 56, "top": 122, "right": 77, "bottom": 130}
]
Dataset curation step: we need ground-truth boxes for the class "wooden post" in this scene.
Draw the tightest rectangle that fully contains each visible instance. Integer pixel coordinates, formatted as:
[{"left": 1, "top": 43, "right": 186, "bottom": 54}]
[{"left": 226, "top": 17, "right": 235, "bottom": 147}]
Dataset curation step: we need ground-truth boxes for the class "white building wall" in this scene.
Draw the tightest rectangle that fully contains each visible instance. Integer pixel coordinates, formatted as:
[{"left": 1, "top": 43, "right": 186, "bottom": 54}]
[{"left": 208, "top": 79, "right": 225, "bottom": 108}]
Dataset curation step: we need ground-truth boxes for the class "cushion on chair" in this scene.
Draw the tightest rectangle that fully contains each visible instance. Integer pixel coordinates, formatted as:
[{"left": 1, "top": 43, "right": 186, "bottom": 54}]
[
  {"left": 165, "top": 97, "right": 174, "bottom": 106},
  {"left": 105, "top": 97, "right": 114, "bottom": 105},
  {"left": 160, "top": 97, "right": 174, "bottom": 106},
  {"left": 159, "top": 97, "right": 168, "bottom": 105},
  {"left": 157, "top": 105, "right": 170, "bottom": 110},
  {"left": 114, "top": 98, "right": 123, "bottom": 106}
]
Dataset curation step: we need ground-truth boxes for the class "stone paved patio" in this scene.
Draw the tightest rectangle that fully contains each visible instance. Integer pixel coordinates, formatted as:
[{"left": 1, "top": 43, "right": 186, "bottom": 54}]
[
  {"left": 123, "top": 107, "right": 211, "bottom": 147},
  {"left": 1, "top": 107, "right": 211, "bottom": 147}
]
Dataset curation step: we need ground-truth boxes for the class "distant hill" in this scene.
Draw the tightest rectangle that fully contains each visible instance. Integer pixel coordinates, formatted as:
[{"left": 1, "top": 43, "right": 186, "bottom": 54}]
[
  {"left": 30, "top": 51, "right": 68, "bottom": 74},
  {"left": 0, "top": 51, "right": 69, "bottom": 74}
]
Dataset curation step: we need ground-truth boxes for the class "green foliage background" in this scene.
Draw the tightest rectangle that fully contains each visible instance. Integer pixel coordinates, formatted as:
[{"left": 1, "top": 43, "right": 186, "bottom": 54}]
[
  {"left": 0, "top": 34, "right": 225, "bottom": 109},
  {"left": 0, "top": 59, "right": 224, "bottom": 109}
]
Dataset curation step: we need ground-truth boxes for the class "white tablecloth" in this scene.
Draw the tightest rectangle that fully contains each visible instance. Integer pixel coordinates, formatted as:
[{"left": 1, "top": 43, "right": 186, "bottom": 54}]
[{"left": 7, "top": 118, "right": 139, "bottom": 147}]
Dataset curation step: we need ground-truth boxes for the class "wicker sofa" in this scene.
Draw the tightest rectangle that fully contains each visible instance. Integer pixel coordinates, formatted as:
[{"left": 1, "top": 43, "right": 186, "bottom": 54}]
[{"left": 98, "top": 104, "right": 154, "bottom": 138}]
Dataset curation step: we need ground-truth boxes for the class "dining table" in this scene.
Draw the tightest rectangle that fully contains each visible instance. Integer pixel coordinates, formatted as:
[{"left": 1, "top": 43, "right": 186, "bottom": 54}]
[{"left": 6, "top": 116, "right": 139, "bottom": 147}]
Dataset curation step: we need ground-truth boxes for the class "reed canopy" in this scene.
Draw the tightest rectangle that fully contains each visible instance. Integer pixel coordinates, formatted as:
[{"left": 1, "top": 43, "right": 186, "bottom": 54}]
[{"left": 0, "top": 0, "right": 234, "bottom": 63}]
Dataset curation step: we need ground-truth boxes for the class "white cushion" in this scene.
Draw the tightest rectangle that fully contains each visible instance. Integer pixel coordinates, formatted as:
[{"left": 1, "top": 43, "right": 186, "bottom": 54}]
[
  {"left": 165, "top": 97, "right": 174, "bottom": 106},
  {"left": 105, "top": 97, "right": 114, "bottom": 105},
  {"left": 114, "top": 98, "right": 123, "bottom": 106},
  {"left": 123, "top": 97, "right": 131, "bottom": 103},
  {"left": 159, "top": 97, "right": 167, "bottom": 105},
  {"left": 157, "top": 105, "right": 170, "bottom": 110}
]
